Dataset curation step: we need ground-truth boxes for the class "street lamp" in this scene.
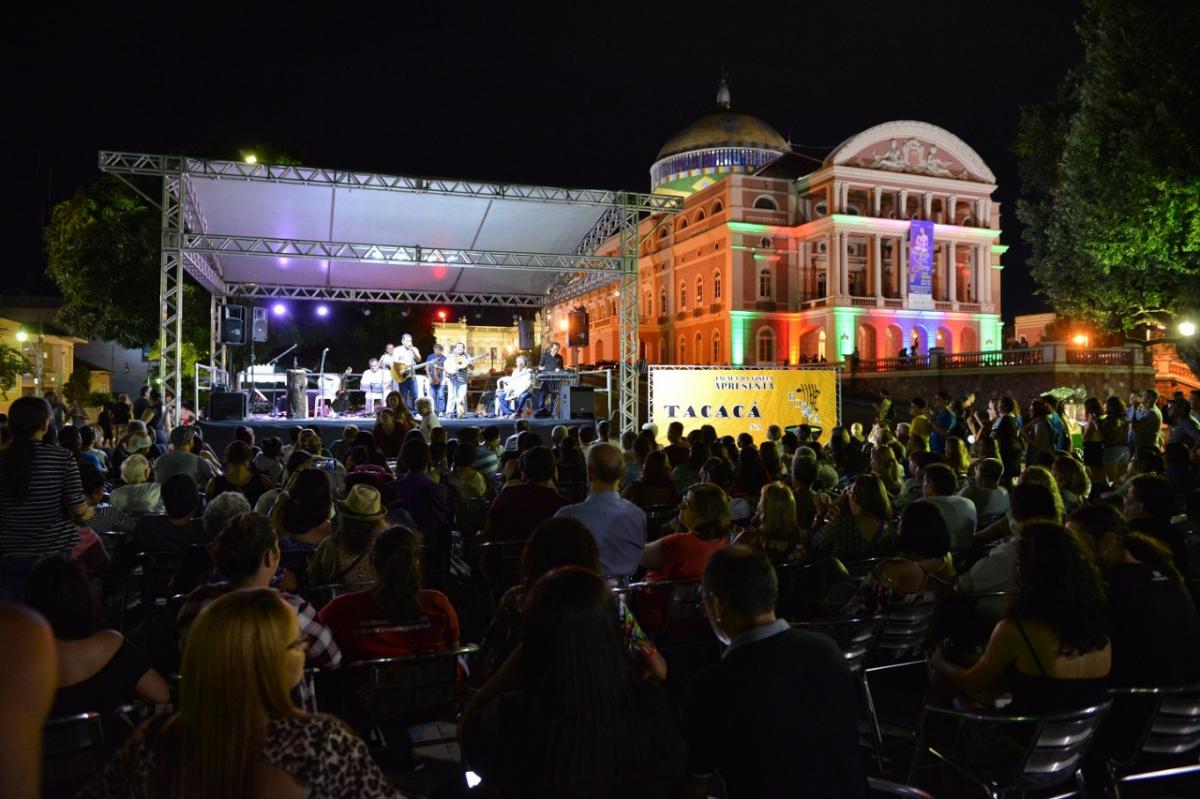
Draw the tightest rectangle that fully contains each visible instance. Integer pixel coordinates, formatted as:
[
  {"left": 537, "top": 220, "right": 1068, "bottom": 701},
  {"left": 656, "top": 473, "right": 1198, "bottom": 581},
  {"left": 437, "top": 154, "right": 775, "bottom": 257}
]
[{"left": 1180, "top": 321, "right": 1197, "bottom": 338}]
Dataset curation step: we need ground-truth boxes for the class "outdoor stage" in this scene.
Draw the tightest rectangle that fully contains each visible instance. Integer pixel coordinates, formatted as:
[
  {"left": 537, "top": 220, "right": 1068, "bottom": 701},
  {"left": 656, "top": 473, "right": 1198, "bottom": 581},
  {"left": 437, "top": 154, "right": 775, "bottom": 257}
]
[{"left": 198, "top": 414, "right": 583, "bottom": 452}]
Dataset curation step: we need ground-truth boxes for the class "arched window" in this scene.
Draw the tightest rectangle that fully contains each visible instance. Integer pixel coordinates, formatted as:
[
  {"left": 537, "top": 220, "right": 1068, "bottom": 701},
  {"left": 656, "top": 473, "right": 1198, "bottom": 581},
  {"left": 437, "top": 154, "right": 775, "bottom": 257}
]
[
  {"left": 679, "top": 282, "right": 687, "bottom": 309},
  {"left": 761, "top": 236, "right": 772, "bottom": 249},
  {"left": 713, "top": 270, "right": 722, "bottom": 301},
  {"left": 756, "top": 327, "right": 776, "bottom": 364},
  {"left": 712, "top": 200, "right": 724, "bottom": 215},
  {"left": 817, "top": 330, "right": 827, "bottom": 360},
  {"left": 678, "top": 336, "right": 687, "bottom": 364},
  {"left": 712, "top": 330, "right": 721, "bottom": 363},
  {"left": 659, "top": 287, "right": 667, "bottom": 315},
  {"left": 695, "top": 332, "right": 704, "bottom": 364},
  {"left": 753, "top": 195, "right": 778, "bottom": 210},
  {"left": 678, "top": 217, "right": 689, "bottom": 232},
  {"left": 644, "top": 290, "right": 652, "bottom": 317},
  {"left": 695, "top": 210, "right": 706, "bottom": 222},
  {"left": 657, "top": 226, "right": 669, "bottom": 240},
  {"left": 758, "top": 267, "right": 773, "bottom": 300},
  {"left": 695, "top": 276, "right": 704, "bottom": 306}
]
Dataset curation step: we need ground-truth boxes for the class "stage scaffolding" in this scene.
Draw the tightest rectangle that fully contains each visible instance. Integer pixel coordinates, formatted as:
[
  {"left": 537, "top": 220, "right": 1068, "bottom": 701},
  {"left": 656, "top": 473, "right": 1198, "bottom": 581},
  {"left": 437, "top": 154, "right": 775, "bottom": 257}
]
[{"left": 98, "top": 152, "right": 681, "bottom": 434}]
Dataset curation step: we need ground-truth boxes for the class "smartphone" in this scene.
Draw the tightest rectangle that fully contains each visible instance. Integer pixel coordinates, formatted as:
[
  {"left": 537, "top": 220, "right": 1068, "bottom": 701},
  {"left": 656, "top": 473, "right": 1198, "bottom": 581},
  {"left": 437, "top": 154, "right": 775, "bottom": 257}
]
[{"left": 315, "top": 458, "right": 338, "bottom": 470}]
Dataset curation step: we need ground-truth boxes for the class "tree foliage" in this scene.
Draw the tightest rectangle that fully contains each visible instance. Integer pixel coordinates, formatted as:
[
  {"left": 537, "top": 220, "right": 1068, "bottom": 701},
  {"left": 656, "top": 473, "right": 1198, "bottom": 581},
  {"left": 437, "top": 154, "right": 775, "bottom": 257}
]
[
  {"left": 63, "top": 364, "right": 92, "bottom": 404},
  {"left": 0, "top": 331, "right": 31, "bottom": 398},
  {"left": 1016, "top": 0, "right": 1200, "bottom": 369}
]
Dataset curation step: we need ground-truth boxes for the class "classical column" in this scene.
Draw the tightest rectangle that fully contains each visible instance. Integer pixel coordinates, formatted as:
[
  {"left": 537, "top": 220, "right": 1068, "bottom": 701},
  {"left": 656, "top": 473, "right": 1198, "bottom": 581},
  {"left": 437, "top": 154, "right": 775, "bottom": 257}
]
[
  {"left": 839, "top": 231, "right": 850, "bottom": 296},
  {"left": 946, "top": 241, "right": 957, "bottom": 305},
  {"left": 947, "top": 194, "right": 957, "bottom": 224},
  {"left": 828, "top": 232, "right": 840, "bottom": 298},
  {"left": 899, "top": 190, "right": 909, "bottom": 219},
  {"left": 872, "top": 234, "right": 883, "bottom": 305},
  {"left": 873, "top": 186, "right": 882, "bottom": 216},
  {"left": 979, "top": 243, "right": 990, "bottom": 303},
  {"left": 842, "top": 183, "right": 851, "bottom": 212},
  {"left": 899, "top": 235, "right": 909, "bottom": 300},
  {"left": 922, "top": 192, "right": 932, "bottom": 220}
]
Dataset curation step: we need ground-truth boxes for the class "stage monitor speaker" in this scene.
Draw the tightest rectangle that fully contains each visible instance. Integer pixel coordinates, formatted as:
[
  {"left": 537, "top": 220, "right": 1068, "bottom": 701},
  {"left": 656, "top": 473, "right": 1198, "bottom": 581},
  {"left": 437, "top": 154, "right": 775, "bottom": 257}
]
[
  {"left": 517, "top": 319, "right": 535, "bottom": 350},
  {"left": 251, "top": 307, "right": 269, "bottom": 342},
  {"left": 220, "top": 305, "right": 246, "bottom": 345},
  {"left": 209, "top": 391, "right": 247, "bottom": 421},
  {"left": 286, "top": 369, "right": 309, "bottom": 419},
  {"left": 568, "top": 310, "right": 589, "bottom": 347},
  {"left": 560, "top": 385, "right": 595, "bottom": 420}
]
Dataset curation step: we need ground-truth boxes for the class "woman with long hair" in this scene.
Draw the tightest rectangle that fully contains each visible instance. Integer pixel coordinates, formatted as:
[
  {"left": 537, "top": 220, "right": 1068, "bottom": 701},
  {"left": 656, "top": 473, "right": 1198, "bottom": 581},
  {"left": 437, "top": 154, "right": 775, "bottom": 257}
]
[
  {"left": 446, "top": 444, "right": 487, "bottom": 499},
  {"left": 306, "top": 485, "right": 389, "bottom": 587},
  {"left": 79, "top": 589, "right": 399, "bottom": 798},
  {"left": 1080, "top": 397, "right": 1106, "bottom": 483},
  {"left": 1100, "top": 395, "right": 1130, "bottom": 484},
  {"left": 1051, "top": 454, "right": 1091, "bottom": 512},
  {"left": 555, "top": 436, "right": 587, "bottom": 485},
  {"left": 943, "top": 436, "right": 971, "bottom": 487},
  {"left": 807, "top": 474, "right": 894, "bottom": 563},
  {"left": 735, "top": 481, "right": 802, "bottom": 564},
  {"left": 931, "top": 523, "right": 1110, "bottom": 713},
  {"left": 671, "top": 441, "right": 711, "bottom": 496},
  {"left": 0, "top": 397, "right": 92, "bottom": 598},
  {"left": 206, "top": 441, "right": 272, "bottom": 506},
  {"left": 758, "top": 440, "right": 784, "bottom": 483},
  {"left": 462, "top": 568, "right": 686, "bottom": 797},
  {"left": 317, "top": 526, "right": 459, "bottom": 662},
  {"left": 622, "top": 450, "right": 678, "bottom": 509},
  {"left": 870, "top": 445, "right": 904, "bottom": 496},
  {"left": 733, "top": 446, "right": 766, "bottom": 499},
  {"left": 863, "top": 501, "right": 953, "bottom": 610},
  {"left": 371, "top": 408, "right": 407, "bottom": 460},
  {"left": 640, "top": 482, "right": 731, "bottom": 582}
]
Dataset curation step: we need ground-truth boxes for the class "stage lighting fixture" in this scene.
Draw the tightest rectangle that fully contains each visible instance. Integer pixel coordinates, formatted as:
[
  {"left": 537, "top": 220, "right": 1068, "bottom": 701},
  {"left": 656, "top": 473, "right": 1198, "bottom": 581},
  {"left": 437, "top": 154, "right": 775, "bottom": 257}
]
[
  {"left": 437, "top": 309, "right": 447, "bottom": 321},
  {"left": 244, "top": 153, "right": 258, "bottom": 164},
  {"left": 271, "top": 303, "right": 287, "bottom": 317},
  {"left": 315, "top": 304, "right": 330, "bottom": 317}
]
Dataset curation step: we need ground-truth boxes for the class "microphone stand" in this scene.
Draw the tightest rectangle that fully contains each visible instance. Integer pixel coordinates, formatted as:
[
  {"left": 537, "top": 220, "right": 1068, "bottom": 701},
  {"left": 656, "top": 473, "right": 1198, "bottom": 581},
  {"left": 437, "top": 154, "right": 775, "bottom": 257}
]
[
  {"left": 317, "top": 348, "right": 329, "bottom": 417},
  {"left": 263, "top": 344, "right": 298, "bottom": 415}
]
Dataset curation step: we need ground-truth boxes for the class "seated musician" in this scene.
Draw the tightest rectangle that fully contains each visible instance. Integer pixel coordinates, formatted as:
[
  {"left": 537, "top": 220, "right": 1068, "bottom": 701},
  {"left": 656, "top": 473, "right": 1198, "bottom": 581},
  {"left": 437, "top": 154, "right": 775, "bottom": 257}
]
[
  {"left": 362, "top": 358, "right": 387, "bottom": 413},
  {"left": 495, "top": 356, "right": 533, "bottom": 418},
  {"left": 538, "top": 341, "right": 564, "bottom": 411}
]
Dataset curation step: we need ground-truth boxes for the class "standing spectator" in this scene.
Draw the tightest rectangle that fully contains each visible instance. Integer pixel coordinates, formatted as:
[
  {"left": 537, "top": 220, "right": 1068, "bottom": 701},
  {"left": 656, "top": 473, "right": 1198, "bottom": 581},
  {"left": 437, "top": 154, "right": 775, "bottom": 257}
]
[
  {"left": 1167, "top": 396, "right": 1200, "bottom": 448},
  {"left": 1021, "top": 398, "right": 1057, "bottom": 466},
  {"left": 992, "top": 397, "right": 1025, "bottom": 485},
  {"left": 485, "top": 447, "right": 568, "bottom": 543},
  {"left": 1129, "top": 389, "right": 1163, "bottom": 452},
  {"left": 1100, "top": 395, "right": 1130, "bottom": 484},
  {"left": 1041, "top": 393, "right": 1070, "bottom": 453},
  {"left": 682, "top": 547, "right": 865, "bottom": 798},
  {"left": 555, "top": 444, "right": 647, "bottom": 579},
  {"left": 130, "top": 386, "right": 152, "bottom": 428},
  {"left": 1080, "top": 397, "right": 1106, "bottom": 483},
  {"left": 109, "top": 392, "right": 131, "bottom": 444},
  {"left": 909, "top": 397, "right": 933, "bottom": 442},
  {"left": 44, "top": 391, "right": 68, "bottom": 430},
  {"left": 145, "top": 389, "right": 168, "bottom": 446},
  {"left": 929, "top": 390, "right": 956, "bottom": 455}
]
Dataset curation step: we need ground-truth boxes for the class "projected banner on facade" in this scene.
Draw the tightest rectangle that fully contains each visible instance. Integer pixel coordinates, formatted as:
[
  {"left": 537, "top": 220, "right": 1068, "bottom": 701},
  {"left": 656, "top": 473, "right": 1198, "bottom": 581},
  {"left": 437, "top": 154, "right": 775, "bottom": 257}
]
[
  {"left": 649, "top": 368, "right": 840, "bottom": 443},
  {"left": 908, "top": 219, "right": 935, "bottom": 310}
]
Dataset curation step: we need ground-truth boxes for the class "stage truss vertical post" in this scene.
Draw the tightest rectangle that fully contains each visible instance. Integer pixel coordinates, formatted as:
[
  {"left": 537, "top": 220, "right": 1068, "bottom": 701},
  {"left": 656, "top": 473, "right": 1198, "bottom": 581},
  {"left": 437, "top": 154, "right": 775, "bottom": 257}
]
[
  {"left": 160, "top": 173, "right": 186, "bottom": 422},
  {"left": 617, "top": 193, "right": 640, "bottom": 436}
]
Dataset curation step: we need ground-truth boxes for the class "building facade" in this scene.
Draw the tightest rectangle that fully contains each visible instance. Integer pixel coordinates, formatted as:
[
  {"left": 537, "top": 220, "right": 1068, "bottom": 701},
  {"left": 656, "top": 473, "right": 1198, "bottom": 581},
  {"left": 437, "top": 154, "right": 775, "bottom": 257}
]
[{"left": 550, "top": 88, "right": 1004, "bottom": 368}]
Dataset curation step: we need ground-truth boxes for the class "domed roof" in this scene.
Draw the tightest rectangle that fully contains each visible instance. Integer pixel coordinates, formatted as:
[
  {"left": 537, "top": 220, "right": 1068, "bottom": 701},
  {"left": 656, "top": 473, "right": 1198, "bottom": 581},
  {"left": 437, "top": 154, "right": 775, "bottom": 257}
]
[{"left": 656, "top": 109, "right": 788, "bottom": 160}]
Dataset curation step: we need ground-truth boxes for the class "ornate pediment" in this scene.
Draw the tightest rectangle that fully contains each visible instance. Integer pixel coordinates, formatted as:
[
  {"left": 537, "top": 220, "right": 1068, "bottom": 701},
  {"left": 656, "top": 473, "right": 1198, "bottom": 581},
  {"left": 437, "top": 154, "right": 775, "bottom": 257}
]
[
  {"left": 852, "top": 137, "right": 966, "bottom": 179},
  {"left": 826, "top": 121, "right": 995, "bottom": 184}
]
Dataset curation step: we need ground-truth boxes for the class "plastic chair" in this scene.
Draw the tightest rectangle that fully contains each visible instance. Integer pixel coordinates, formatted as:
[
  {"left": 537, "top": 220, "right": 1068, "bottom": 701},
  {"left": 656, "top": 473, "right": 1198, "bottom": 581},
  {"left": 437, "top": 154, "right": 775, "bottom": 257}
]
[
  {"left": 43, "top": 713, "right": 106, "bottom": 798},
  {"left": 907, "top": 701, "right": 1112, "bottom": 798},
  {"left": 626, "top": 578, "right": 706, "bottom": 644},
  {"left": 867, "top": 777, "right": 935, "bottom": 798},
  {"left": 556, "top": 481, "right": 588, "bottom": 504},
  {"left": 642, "top": 503, "right": 679, "bottom": 542},
  {"left": 1103, "top": 684, "right": 1200, "bottom": 795},
  {"left": 474, "top": 540, "right": 527, "bottom": 610},
  {"left": 791, "top": 616, "right": 882, "bottom": 676},
  {"left": 451, "top": 495, "right": 490, "bottom": 541}
]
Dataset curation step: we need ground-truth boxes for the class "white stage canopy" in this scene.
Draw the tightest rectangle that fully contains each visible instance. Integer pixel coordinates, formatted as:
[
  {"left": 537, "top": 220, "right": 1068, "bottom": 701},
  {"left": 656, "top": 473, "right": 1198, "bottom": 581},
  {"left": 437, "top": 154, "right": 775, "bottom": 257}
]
[{"left": 98, "top": 152, "right": 680, "bottom": 432}]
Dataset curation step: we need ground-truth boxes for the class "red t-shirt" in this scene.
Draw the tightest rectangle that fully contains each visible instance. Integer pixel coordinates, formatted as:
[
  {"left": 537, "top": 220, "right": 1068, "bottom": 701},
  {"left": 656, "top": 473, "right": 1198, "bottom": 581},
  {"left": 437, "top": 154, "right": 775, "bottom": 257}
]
[
  {"left": 317, "top": 588, "right": 459, "bottom": 662},
  {"left": 487, "top": 482, "right": 569, "bottom": 542},
  {"left": 646, "top": 532, "right": 728, "bottom": 582}
]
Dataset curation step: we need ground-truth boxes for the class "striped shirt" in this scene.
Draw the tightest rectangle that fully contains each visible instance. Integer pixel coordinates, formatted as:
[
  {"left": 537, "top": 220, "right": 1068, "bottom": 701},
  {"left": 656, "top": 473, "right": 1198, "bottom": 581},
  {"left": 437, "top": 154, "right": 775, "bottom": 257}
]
[{"left": 0, "top": 442, "right": 86, "bottom": 558}]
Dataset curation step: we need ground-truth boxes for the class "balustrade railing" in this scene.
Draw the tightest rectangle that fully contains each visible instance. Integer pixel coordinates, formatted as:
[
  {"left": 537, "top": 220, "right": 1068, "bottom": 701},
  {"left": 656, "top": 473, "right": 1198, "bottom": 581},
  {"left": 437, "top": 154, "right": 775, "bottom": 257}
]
[{"left": 1065, "top": 348, "right": 1132, "bottom": 366}]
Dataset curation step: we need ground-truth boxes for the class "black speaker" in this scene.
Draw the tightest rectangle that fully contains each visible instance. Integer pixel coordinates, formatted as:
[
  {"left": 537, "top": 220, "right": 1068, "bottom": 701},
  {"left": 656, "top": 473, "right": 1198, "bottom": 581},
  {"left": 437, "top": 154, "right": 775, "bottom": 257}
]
[
  {"left": 220, "top": 305, "right": 246, "bottom": 345},
  {"left": 517, "top": 319, "right": 535, "bottom": 350},
  {"left": 560, "top": 385, "right": 595, "bottom": 420},
  {"left": 209, "top": 391, "right": 247, "bottom": 421},
  {"left": 568, "top": 310, "right": 589, "bottom": 347},
  {"left": 251, "top": 307, "right": 269, "bottom": 343}
]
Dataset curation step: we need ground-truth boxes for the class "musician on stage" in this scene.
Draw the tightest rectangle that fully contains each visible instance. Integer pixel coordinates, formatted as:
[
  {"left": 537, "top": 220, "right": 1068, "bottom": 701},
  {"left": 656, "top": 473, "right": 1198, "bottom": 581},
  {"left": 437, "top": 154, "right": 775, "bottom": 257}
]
[
  {"left": 362, "top": 357, "right": 388, "bottom": 413},
  {"left": 494, "top": 356, "right": 533, "bottom": 418},
  {"left": 538, "top": 341, "right": 564, "bottom": 412},
  {"left": 444, "top": 342, "right": 472, "bottom": 419},
  {"left": 379, "top": 343, "right": 397, "bottom": 393},
  {"left": 425, "top": 343, "right": 446, "bottom": 415},
  {"left": 393, "top": 334, "right": 421, "bottom": 411}
]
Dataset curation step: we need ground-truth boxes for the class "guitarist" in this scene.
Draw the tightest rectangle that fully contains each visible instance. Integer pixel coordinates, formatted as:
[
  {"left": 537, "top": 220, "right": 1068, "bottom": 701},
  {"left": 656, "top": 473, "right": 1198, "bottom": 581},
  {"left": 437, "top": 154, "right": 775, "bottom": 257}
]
[
  {"left": 393, "top": 333, "right": 422, "bottom": 412},
  {"left": 425, "top": 343, "right": 447, "bottom": 415},
  {"left": 495, "top": 355, "right": 533, "bottom": 417},
  {"left": 443, "top": 342, "right": 473, "bottom": 419}
]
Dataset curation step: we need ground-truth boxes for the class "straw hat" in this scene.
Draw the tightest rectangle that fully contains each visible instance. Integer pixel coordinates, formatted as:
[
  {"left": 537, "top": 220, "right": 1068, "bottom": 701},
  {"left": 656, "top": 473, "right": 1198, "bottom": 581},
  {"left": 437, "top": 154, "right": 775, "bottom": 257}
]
[
  {"left": 126, "top": 432, "right": 154, "bottom": 453},
  {"left": 336, "top": 483, "right": 385, "bottom": 521}
]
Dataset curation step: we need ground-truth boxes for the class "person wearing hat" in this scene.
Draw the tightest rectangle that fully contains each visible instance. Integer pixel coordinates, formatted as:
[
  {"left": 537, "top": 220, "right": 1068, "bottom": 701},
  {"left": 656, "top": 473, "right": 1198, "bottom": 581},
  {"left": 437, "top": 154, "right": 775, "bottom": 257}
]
[
  {"left": 131, "top": 474, "right": 207, "bottom": 553},
  {"left": 110, "top": 454, "right": 164, "bottom": 515},
  {"left": 305, "top": 484, "right": 388, "bottom": 586},
  {"left": 153, "top": 426, "right": 215, "bottom": 486}
]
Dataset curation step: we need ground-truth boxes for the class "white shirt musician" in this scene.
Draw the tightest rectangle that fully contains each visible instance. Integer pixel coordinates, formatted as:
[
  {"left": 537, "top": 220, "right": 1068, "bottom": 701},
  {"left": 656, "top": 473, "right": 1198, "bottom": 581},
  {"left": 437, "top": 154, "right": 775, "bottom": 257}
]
[
  {"left": 443, "top": 342, "right": 472, "bottom": 419},
  {"left": 495, "top": 356, "right": 533, "bottom": 417},
  {"left": 379, "top": 343, "right": 397, "bottom": 393},
  {"left": 362, "top": 358, "right": 388, "bottom": 412},
  {"left": 394, "top": 334, "right": 422, "bottom": 411}
]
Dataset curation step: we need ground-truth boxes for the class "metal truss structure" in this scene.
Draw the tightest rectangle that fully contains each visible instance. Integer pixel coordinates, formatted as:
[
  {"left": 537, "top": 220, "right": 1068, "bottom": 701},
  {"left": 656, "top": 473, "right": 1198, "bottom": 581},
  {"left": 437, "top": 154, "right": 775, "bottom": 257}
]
[{"left": 98, "top": 151, "right": 682, "bottom": 434}]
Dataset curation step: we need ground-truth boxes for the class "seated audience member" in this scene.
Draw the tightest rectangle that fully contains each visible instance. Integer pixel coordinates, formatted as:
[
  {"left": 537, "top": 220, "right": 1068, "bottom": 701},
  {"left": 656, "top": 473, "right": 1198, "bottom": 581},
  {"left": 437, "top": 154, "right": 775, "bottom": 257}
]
[
  {"left": 477, "top": 517, "right": 665, "bottom": 683},
  {"left": 760, "top": 440, "right": 785, "bottom": 483},
  {"left": 25, "top": 556, "right": 169, "bottom": 716},
  {"left": 318, "top": 525, "right": 458, "bottom": 662},
  {"left": 917, "top": 463, "right": 978, "bottom": 551},
  {"left": 0, "top": 603, "right": 58, "bottom": 799},
  {"left": 503, "top": 419, "right": 528, "bottom": 453},
  {"left": 870, "top": 444, "right": 904, "bottom": 496},
  {"left": 1052, "top": 454, "right": 1091, "bottom": 513},
  {"left": 555, "top": 436, "right": 588, "bottom": 485},
  {"left": 274, "top": 469, "right": 334, "bottom": 552},
  {"left": 350, "top": 430, "right": 389, "bottom": 469},
  {"left": 682, "top": 546, "right": 865, "bottom": 798},
  {"left": 1069, "top": 503, "right": 1200, "bottom": 686},
  {"left": 205, "top": 441, "right": 272, "bottom": 506},
  {"left": 621, "top": 431, "right": 655, "bottom": 489},
  {"left": 462, "top": 567, "right": 686, "bottom": 797},
  {"left": 1124, "top": 474, "right": 1189, "bottom": 572},
  {"left": 663, "top": 421, "right": 691, "bottom": 468},
  {"left": 975, "top": 464, "right": 1066, "bottom": 546},
  {"left": 153, "top": 426, "right": 214, "bottom": 486},
  {"left": 80, "top": 464, "right": 135, "bottom": 535},
  {"left": 251, "top": 436, "right": 285, "bottom": 485},
  {"left": 699, "top": 456, "right": 751, "bottom": 522},
  {"left": 80, "top": 589, "right": 395, "bottom": 798},
  {"left": 132, "top": 474, "right": 208, "bottom": 552},
  {"left": 486, "top": 446, "right": 568, "bottom": 542},
  {"left": 622, "top": 450, "right": 679, "bottom": 509},
  {"left": 79, "top": 425, "right": 109, "bottom": 472},
  {"left": 734, "top": 482, "right": 803, "bottom": 564},
  {"left": 807, "top": 474, "right": 894, "bottom": 563},
  {"left": 446, "top": 444, "right": 487, "bottom": 499},
  {"left": 932, "top": 523, "right": 1111, "bottom": 713},
  {"left": 472, "top": 426, "right": 502, "bottom": 475},
  {"left": 58, "top": 425, "right": 98, "bottom": 473},
  {"left": 862, "top": 501, "right": 953, "bottom": 610},
  {"left": 329, "top": 425, "right": 359, "bottom": 464},
  {"left": 672, "top": 442, "right": 710, "bottom": 497},
  {"left": 958, "top": 457, "right": 1009, "bottom": 524},
  {"left": 372, "top": 407, "right": 407, "bottom": 459},
  {"left": 732, "top": 446, "right": 767, "bottom": 499},
  {"left": 255, "top": 450, "right": 318, "bottom": 516},
  {"left": 789, "top": 456, "right": 820, "bottom": 530},
  {"left": 640, "top": 482, "right": 731, "bottom": 581},
  {"left": 385, "top": 439, "right": 451, "bottom": 539},
  {"left": 307, "top": 484, "right": 389, "bottom": 586},
  {"left": 554, "top": 443, "right": 647, "bottom": 579},
  {"left": 111, "top": 454, "right": 164, "bottom": 515},
  {"left": 1164, "top": 441, "right": 1197, "bottom": 494},
  {"left": 177, "top": 512, "right": 340, "bottom": 668}
]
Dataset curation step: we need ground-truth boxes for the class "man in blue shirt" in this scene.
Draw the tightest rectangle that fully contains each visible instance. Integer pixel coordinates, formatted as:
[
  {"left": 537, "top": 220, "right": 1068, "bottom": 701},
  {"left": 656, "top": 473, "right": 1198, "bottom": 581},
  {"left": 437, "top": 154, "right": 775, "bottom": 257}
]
[
  {"left": 1041, "top": 394, "right": 1070, "bottom": 452},
  {"left": 554, "top": 442, "right": 646, "bottom": 578},
  {"left": 929, "top": 390, "right": 956, "bottom": 455}
]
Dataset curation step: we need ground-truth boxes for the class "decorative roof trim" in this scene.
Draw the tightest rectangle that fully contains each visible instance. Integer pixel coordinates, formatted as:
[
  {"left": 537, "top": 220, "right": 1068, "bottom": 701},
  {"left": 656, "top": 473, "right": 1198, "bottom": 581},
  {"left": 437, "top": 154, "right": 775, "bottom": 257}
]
[{"left": 826, "top": 121, "right": 995, "bottom": 183}]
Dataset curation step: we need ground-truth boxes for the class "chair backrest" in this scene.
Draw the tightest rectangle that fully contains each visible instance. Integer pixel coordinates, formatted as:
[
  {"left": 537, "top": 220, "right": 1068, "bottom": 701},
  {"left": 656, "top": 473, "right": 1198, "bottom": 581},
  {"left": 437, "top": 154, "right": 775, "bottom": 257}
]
[
  {"left": 867, "top": 777, "right": 935, "bottom": 798},
  {"left": 475, "top": 540, "right": 527, "bottom": 599},
  {"left": 627, "top": 578, "right": 706, "bottom": 641},
  {"left": 452, "top": 495, "right": 490, "bottom": 539},
  {"left": 1020, "top": 702, "right": 1112, "bottom": 781},
  {"left": 301, "top": 581, "right": 374, "bottom": 611},
  {"left": 873, "top": 596, "right": 937, "bottom": 662},
  {"left": 140, "top": 550, "right": 187, "bottom": 606},
  {"left": 557, "top": 482, "right": 588, "bottom": 503},
  {"left": 43, "top": 713, "right": 106, "bottom": 795},
  {"left": 342, "top": 645, "right": 478, "bottom": 729},
  {"left": 642, "top": 503, "right": 679, "bottom": 542},
  {"left": 1107, "top": 685, "right": 1200, "bottom": 764},
  {"left": 792, "top": 617, "right": 882, "bottom": 675}
]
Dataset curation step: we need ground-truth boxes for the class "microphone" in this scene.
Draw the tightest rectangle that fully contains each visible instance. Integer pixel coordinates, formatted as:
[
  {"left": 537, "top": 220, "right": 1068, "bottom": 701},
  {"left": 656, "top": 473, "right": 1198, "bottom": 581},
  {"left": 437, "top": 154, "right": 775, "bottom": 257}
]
[{"left": 323, "top": 347, "right": 330, "bottom": 353}]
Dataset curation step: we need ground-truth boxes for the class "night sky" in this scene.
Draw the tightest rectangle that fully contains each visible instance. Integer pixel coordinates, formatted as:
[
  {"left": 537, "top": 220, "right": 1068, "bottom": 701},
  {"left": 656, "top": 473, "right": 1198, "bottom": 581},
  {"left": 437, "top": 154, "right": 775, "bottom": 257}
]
[{"left": 5, "top": 2, "right": 1081, "bottom": 320}]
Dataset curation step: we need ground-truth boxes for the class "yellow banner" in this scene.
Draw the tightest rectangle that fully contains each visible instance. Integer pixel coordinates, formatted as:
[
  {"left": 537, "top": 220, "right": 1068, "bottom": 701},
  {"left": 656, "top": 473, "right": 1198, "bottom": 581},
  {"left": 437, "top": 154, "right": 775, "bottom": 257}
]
[{"left": 649, "top": 368, "right": 840, "bottom": 442}]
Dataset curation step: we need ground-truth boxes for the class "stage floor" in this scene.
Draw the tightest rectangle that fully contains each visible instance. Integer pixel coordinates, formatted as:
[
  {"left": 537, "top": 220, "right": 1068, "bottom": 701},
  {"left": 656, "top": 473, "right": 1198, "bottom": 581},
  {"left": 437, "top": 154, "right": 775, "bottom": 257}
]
[{"left": 198, "top": 414, "right": 590, "bottom": 451}]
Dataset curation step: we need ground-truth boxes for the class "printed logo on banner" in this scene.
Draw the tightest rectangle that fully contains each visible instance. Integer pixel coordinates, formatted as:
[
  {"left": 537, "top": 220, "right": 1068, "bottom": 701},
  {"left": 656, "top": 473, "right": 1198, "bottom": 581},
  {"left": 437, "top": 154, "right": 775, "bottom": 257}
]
[{"left": 908, "top": 219, "right": 935, "bottom": 310}]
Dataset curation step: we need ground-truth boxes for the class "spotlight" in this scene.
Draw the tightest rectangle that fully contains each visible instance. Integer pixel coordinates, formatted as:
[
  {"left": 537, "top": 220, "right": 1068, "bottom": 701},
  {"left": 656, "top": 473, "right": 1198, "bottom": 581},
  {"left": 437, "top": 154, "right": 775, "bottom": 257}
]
[
  {"left": 1180, "top": 321, "right": 1197, "bottom": 338},
  {"left": 315, "top": 304, "right": 329, "bottom": 318},
  {"left": 362, "top": 308, "right": 372, "bottom": 317},
  {"left": 437, "top": 309, "right": 447, "bottom": 321},
  {"left": 15, "top": 330, "right": 28, "bottom": 342},
  {"left": 244, "top": 152, "right": 258, "bottom": 164},
  {"left": 271, "top": 303, "right": 287, "bottom": 317}
]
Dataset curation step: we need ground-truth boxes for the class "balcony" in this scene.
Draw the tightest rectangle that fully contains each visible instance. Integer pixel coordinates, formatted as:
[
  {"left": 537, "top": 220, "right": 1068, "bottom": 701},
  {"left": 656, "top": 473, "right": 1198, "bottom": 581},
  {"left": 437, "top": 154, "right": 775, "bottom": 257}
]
[
  {"left": 675, "top": 311, "right": 689, "bottom": 321},
  {"left": 709, "top": 302, "right": 723, "bottom": 313},
  {"left": 692, "top": 307, "right": 704, "bottom": 318},
  {"left": 755, "top": 301, "right": 777, "bottom": 312}
]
